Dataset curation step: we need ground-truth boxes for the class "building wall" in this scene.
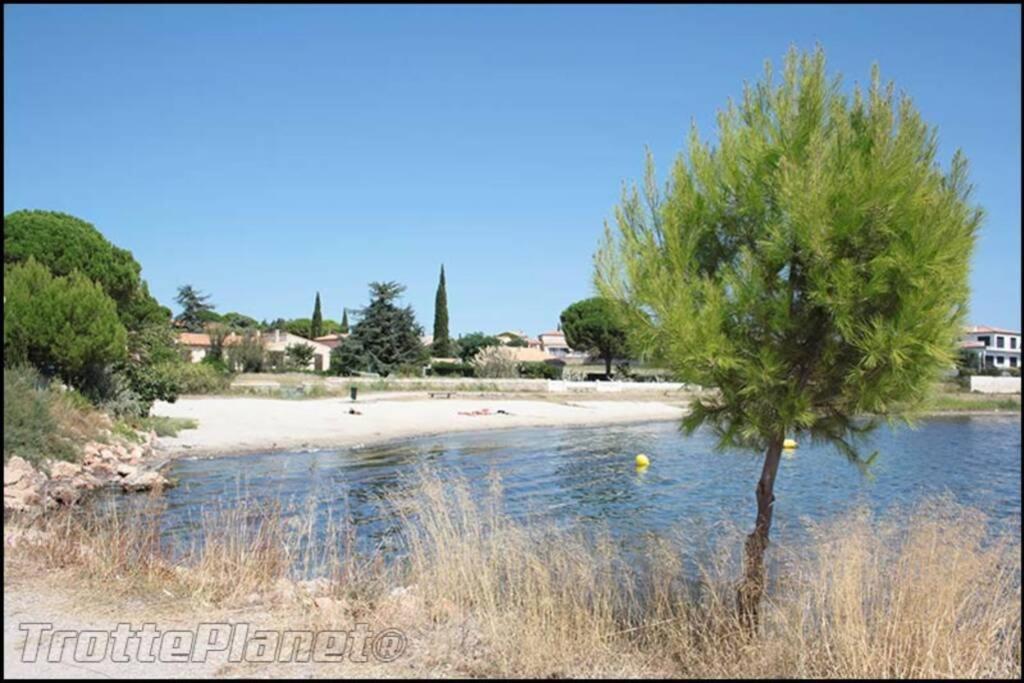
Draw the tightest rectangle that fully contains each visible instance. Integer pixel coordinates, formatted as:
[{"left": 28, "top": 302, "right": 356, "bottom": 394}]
[
  {"left": 263, "top": 330, "right": 332, "bottom": 371},
  {"left": 969, "top": 376, "right": 1022, "bottom": 394}
]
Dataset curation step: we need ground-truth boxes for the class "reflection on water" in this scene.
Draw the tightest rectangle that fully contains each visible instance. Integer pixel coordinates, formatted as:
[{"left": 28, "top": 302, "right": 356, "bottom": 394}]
[{"left": 115, "top": 416, "right": 1021, "bottom": 567}]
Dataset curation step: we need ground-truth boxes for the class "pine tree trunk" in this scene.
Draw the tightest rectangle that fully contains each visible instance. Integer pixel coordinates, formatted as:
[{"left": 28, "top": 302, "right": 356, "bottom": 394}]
[
  {"left": 604, "top": 353, "right": 612, "bottom": 378},
  {"left": 737, "top": 435, "right": 784, "bottom": 631}
]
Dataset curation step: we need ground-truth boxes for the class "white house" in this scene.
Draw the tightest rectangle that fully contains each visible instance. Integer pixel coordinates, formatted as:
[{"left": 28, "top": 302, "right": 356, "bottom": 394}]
[
  {"left": 261, "top": 329, "right": 334, "bottom": 372},
  {"left": 536, "top": 330, "right": 587, "bottom": 360},
  {"left": 178, "top": 329, "right": 333, "bottom": 372},
  {"left": 961, "top": 325, "right": 1021, "bottom": 370}
]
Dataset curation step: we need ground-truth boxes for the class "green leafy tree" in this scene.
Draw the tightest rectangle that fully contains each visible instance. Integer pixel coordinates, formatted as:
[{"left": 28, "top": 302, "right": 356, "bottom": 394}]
[
  {"left": 340, "top": 310, "right": 350, "bottom": 334},
  {"left": 4, "top": 210, "right": 168, "bottom": 329},
  {"left": 285, "top": 342, "right": 316, "bottom": 370},
  {"left": 505, "top": 336, "right": 528, "bottom": 348},
  {"left": 4, "top": 258, "right": 128, "bottom": 389},
  {"left": 560, "top": 298, "right": 629, "bottom": 377},
  {"left": 456, "top": 332, "right": 501, "bottom": 363},
  {"left": 432, "top": 265, "right": 451, "bottom": 357},
  {"left": 221, "top": 312, "right": 261, "bottom": 330},
  {"left": 5, "top": 210, "right": 181, "bottom": 409},
  {"left": 175, "top": 285, "right": 215, "bottom": 332},
  {"left": 331, "top": 282, "right": 424, "bottom": 376},
  {"left": 595, "top": 48, "right": 981, "bottom": 627},
  {"left": 311, "top": 292, "right": 324, "bottom": 339},
  {"left": 227, "top": 331, "right": 266, "bottom": 372}
]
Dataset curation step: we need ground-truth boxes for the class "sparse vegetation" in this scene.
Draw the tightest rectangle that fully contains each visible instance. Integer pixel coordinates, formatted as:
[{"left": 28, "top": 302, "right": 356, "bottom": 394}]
[
  {"left": 3, "top": 366, "right": 105, "bottom": 465},
  {"left": 6, "top": 472, "right": 1019, "bottom": 678}
]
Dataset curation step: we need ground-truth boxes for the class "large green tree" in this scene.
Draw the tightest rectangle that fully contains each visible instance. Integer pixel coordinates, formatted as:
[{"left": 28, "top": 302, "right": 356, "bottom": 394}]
[
  {"left": 330, "top": 282, "right": 425, "bottom": 376},
  {"left": 432, "top": 265, "right": 451, "bottom": 357},
  {"left": 596, "top": 48, "right": 981, "bottom": 627},
  {"left": 4, "top": 210, "right": 169, "bottom": 328},
  {"left": 559, "top": 297, "right": 629, "bottom": 377},
  {"left": 311, "top": 292, "right": 324, "bottom": 339},
  {"left": 4, "top": 258, "right": 128, "bottom": 388},
  {"left": 174, "top": 285, "right": 215, "bottom": 332},
  {"left": 4, "top": 210, "right": 181, "bottom": 410}
]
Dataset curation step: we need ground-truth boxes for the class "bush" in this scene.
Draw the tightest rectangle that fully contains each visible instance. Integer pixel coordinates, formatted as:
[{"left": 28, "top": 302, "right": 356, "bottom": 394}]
[
  {"left": 518, "top": 362, "right": 561, "bottom": 380},
  {"left": 227, "top": 333, "right": 266, "bottom": 372},
  {"left": 4, "top": 366, "right": 86, "bottom": 465},
  {"left": 392, "top": 363, "right": 425, "bottom": 378},
  {"left": 201, "top": 355, "right": 231, "bottom": 375},
  {"left": 472, "top": 347, "right": 519, "bottom": 378},
  {"left": 429, "top": 362, "right": 476, "bottom": 378},
  {"left": 173, "top": 362, "right": 232, "bottom": 394}
]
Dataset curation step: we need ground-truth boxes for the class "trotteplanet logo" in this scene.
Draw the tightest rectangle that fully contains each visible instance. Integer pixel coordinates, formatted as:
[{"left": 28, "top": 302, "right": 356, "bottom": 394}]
[{"left": 18, "top": 622, "right": 407, "bottom": 665}]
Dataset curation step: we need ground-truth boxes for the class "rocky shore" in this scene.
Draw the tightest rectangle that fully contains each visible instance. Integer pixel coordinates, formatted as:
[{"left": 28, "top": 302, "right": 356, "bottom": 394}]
[{"left": 3, "top": 428, "right": 172, "bottom": 518}]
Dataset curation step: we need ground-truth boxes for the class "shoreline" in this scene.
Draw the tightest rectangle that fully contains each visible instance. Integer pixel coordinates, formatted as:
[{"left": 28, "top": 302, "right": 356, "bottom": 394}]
[
  {"left": 151, "top": 395, "right": 690, "bottom": 459},
  {"left": 150, "top": 394, "right": 1020, "bottom": 460}
]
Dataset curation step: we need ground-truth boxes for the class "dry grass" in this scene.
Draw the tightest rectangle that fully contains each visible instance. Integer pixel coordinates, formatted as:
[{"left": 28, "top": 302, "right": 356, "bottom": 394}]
[{"left": 5, "top": 473, "right": 1020, "bottom": 678}]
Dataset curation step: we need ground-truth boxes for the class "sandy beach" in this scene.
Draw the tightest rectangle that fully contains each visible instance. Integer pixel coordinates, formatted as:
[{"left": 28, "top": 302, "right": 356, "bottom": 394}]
[{"left": 152, "top": 395, "right": 688, "bottom": 457}]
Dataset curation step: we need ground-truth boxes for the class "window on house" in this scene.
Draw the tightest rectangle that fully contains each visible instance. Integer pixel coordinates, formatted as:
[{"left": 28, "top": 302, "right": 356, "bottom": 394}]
[
  {"left": 978, "top": 336, "right": 991, "bottom": 347},
  {"left": 997, "top": 336, "right": 1005, "bottom": 348},
  {"left": 1012, "top": 338, "right": 1018, "bottom": 349},
  {"left": 996, "top": 356, "right": 1005, "bottom": 365},
  {"left": 1011, "top": 357, "right": 1019, "bottom": 368}
]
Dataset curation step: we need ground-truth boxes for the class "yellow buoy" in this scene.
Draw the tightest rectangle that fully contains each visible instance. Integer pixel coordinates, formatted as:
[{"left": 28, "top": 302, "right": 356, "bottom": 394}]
[
  {"left": 635, "top": 454, "right": 650, "bottom": 468},
  {"left": 783, "top": 438, "right": 798, "bottom": 449}
]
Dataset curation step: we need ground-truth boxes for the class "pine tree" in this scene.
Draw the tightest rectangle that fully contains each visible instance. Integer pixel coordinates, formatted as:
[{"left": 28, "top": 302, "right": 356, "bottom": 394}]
[
  {"left": 330, "top": 282, "right": 425, "bottom": 376},
  {"left": 432, "top": 265, "right": 451, "bottom": 357},
  {"left": 174, "top": 285, "right": 214, "bottom": 333},
  {"left": 311, "top": 292, "right": 323, "bottom": 339},
  {"left": 596, "top": 47, "right": 981, "bottom": 628}
]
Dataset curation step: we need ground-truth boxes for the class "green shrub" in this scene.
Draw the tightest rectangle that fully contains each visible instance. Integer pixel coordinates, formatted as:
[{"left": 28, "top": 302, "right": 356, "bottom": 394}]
[
  {"left": 393, "top": 362, "right": 425, "bottom": 378},
  {"left": 4, "top": 366, "right": 80, "bottom": 465},
  {"left": 518, "top": 362, "right": 562, "bottom": 380},
  {"left": 173, "top": 362, "right": 232, "bottom": 394},
  {"left": 429, "top": 362, "right": 476, "bottom": 378},
  {"left": 201, "top": 355, "right": 231, "bottom": 374}
]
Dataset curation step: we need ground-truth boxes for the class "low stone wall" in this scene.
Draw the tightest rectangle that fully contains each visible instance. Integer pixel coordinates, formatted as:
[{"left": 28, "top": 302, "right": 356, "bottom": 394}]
[{"left": 968, "top": 376, "right": 1021, "bottom": 394}]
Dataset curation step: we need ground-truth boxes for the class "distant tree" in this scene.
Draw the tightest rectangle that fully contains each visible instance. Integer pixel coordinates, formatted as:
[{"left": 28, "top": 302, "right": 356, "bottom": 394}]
[
  {"left": 330, "top": 281, "right": 424, "bottom": 376},
  {"left": 596, "top": 48, "right": 982, "bottom": 628},
  {"left": 196, "top": 310, "right": 225, "bottom": 325},
  {"left": 340, "top": 309, "right": 350, "bottom": 334},
  {"left": 505, "top": 336, "right": 528, "bottom": 348},
  {"left": 456, "top": 332, "right": 501, "bottom": 363},
  {"left": 221, "top": 312, "right": 261, "bottom": 330},
  {"left": 228, "top": 331, "right": 266, "bottom": 373},
  {"left": 4, "top": 258, "right": 127, "bottom": 389},
  {"left": 175, "top": 285, "right": 214, "bottom": 332},
  {"left": 285, "top": 342, "right": 316, "bottom": 370},
  {"left": 432, "top": 265, "right": 451, "bottom": 357},
  {"left": 559, "top": 298, "right": 629, "bottom": 377},
  {"left": 311, "top": 292, "right": 324, "bottom": 339}
]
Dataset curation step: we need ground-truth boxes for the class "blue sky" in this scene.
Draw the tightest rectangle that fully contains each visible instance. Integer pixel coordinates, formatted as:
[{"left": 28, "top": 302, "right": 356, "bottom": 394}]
[{"left": 4, "top": 4, "right": 1021, "bottom": 335}]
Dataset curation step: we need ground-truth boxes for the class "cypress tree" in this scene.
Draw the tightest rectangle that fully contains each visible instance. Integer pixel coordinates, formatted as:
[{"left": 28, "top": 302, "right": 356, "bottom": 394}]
[
  {"left": 340, "top": 309, "right": 349, "bottom": 334},
  {"left": 432, "top": 265, "right": 451, "bottom": 357},
  {"left": 311, "top": 292, "right": 323, "bottom": 338}
]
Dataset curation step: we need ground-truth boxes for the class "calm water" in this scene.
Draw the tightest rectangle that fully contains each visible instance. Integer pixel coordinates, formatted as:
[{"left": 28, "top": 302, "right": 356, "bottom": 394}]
[{"left": 117, "top": 415, "right": 1022, "bottom": 570}]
